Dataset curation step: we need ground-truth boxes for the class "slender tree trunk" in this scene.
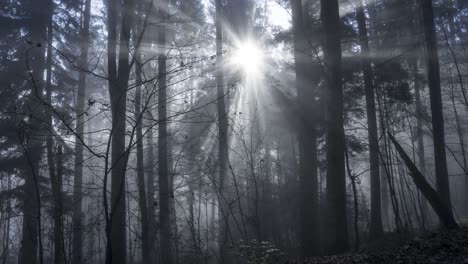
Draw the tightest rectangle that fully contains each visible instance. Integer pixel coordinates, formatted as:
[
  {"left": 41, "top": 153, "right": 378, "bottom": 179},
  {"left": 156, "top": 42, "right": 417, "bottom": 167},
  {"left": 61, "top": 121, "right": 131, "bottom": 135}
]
[
  {"left": 73, "top": 1, "right": 91, "bottom": 263},
  {"left": 86, "top": 204, "right": 95, "bottom": 263},
  {"left": 187, "top": 138, "right": 200, "bottom": 262},
  {"left": 321, "top": 0, "right": 349, "bottom": 253},
  {"left": 54, "top": 146, "right": 64, "bottom": 264},
  {"left": 135, "top": 65, "right": 152, "bottom": 264},
  {"left": 345, "top": 145, "right": 359, "bottom": 251},
  {"left": 44, "top": 14, "right": 64, "bottom": 264},
  {"left": 132, "top": 2, "right": 152, "bottom": 262},
  {"left": 386, "top": 130, "right": 404, "bottom": 231},
  {"left": 85, "top": 112, "right": 96, "bottom": 264},
  {"left": 411, "top": 59, "right": 429, "bottom": 228},
  {"left": 146, "top": 117, "right": 157, "bottom": 261},
  {"left": 396, "top": 158, "right": 413, "bottom": 230},
  {"left": 168, "top": 133, "right": 178, "bottom": 263},
  {"left": 215, "top": 0, "right": 230, "bottom": 262},
  {"left": 157, "top": 1, "right": 174, "bottom": 263},
  {"left": 380, "top": 154, "right": 390, "bottom": 230},
  {"left": 144, "top": 69, "right": 157, "bottom": 259},
  {"left": 355, "top": 0, "right": 383, "bottom": 239},
  {"left": 262, "top": 142, "right": 273, "bottom": 242},
  {"left": 420, "top": 0, "right": 456, "bottom": 228}
]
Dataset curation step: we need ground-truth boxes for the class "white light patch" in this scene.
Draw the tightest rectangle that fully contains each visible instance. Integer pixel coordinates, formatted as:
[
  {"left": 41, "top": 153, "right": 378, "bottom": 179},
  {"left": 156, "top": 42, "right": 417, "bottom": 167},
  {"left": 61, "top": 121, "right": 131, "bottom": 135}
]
[{"left": 233, "top": 41, "right": 264, "bottom": 75}]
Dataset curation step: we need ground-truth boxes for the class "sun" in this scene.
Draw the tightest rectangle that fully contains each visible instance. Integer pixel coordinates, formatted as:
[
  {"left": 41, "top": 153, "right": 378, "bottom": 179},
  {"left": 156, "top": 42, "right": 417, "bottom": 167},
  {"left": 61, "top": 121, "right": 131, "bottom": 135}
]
[{"left": 232, "top": 41, "right": 264, "bottom": 75}]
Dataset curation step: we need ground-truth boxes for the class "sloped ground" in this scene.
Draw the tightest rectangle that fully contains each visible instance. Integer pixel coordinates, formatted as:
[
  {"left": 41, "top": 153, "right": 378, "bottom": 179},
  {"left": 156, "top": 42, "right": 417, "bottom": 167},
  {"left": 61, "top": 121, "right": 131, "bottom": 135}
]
[{"left": 302, "top": 227, "right": 468, "bottom": 264}]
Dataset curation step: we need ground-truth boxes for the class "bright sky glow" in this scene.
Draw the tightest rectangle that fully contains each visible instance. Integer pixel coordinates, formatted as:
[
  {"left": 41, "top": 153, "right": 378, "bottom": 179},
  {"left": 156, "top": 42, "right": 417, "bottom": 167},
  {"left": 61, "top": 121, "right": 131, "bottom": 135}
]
[{"left": 267, "top": 1, "right": 291, "bottom": 30}]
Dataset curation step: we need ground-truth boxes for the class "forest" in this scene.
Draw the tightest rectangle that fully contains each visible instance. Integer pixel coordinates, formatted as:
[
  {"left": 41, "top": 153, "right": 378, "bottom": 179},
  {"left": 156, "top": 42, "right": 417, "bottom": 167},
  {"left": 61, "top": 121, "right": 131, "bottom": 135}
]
[{"left": 1, "top": 0, "right": 468, "bottom": 263}]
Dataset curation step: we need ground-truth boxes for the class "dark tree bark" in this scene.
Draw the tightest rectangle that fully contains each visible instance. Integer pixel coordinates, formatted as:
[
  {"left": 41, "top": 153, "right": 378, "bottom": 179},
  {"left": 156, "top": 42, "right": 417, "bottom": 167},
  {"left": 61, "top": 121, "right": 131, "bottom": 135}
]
[
  {"left": 106, "top": 0, "right": 133, "bottom": 262},
  {"left": 54, "top": 146, "right": 64, "bottom": 264},
  {"left": 72, "top": 1, "right": 91, "bottom": 263},
  {"left": 146, "top": 115, "right": 157, "bottom": 261},
  {"left": 321, "top": 0, "right": 349, "bottom": 253},
  {"left": 19, "top": 1, "right": 50, "bottom": 263},
  {"left": 345, "top": 145, "right": 359, "bottom": 251},
  {"left": 133, "top": 4, "right": 152, "bottom": 262},
  {"left": 44, "top": 13, "right": 64, "bottom": 264},
  {"left": 135, "top": 63, "right": 152, "bottom": 264},
  {"left": 355, "top": 0, "right": 383, "bottom": 239},
  {"left": 215, "top": 0, "right": 230, "bottom": 262},
  {"left": 291, "top": 0, "right": 320, "bottom": 256},
  {"left": 142, "top": 14, "right": 157, "bottom": 256},
  {"left": 157, "top": 1, "right": 174, "bottom": 263},
  {"left": 420, "top": 0, "right": 456, "bottom": 228}
]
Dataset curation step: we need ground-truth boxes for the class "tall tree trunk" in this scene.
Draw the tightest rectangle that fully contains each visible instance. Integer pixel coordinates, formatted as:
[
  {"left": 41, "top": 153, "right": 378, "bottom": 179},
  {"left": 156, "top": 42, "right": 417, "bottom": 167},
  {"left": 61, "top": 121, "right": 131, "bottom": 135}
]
[
  {"left": 411, "top": 59, "right": 429, "bottom": 228},
  {"left": 169, "top": 136, "right": 179, "bottom": 263},
  {"left": 73, "top": 1, "right": 91, "bottom": 263},
  {"left": 157, "top": 1, "right": 174, "bottom": 263},
  {"left": 261, "top": 142, "right": 273, "bottom": 242},
  {"left": 345, "top": 145, "right": 359, "bottom": 251},
  {"left": 132, "top": 1, "right": 152, "bottom": 262},
  {"left": 54, "top": 146, "right": 64, "bottom": 264},
  {"left": 146, "top": 116, "right": 157, "bottom": 261},
  {"left": 355, "top": 0, "right": 383, "bottom": 239},
  {"left": 19, "top": 1, "right": 50, "bottom": 263},
  {"left": 85, "top": 111, "right": 96, "bottom": 263},
  {"left": 44, "top": 14, "right": 64, "bottom": 264},
  {"left": 187, "top": 134, "right": 200, "bottom": 261},
  {"left": 135, "top": 63, "right": 152, "bottom": 264},
  {"left": 106, "top": 0, "right": 133, "bottom": 262},
  {"left": 380, "top": 154, "right": 390, "bottom": 230},
  {"left": 420, "top": 0, "right": 456, "bottom": 228},
  {"left": 321, "top": 0, "right": 349, "bottom": 253},
  {"left": 291, "top": 0, "right": 320, "bottom": 256},
  {"left": 215, "top": 0, "right": 230, "bottom": 262},
  {"left": 144, "top": 58, "right": 157, "bottom": 258}
]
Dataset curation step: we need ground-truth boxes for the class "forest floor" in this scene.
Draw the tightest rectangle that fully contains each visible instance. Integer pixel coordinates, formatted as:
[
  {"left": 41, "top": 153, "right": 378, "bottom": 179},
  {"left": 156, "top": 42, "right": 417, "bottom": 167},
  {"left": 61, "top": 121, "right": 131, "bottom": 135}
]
[{"left": 300, "top": 227, "right": 468, "bottom": 264}]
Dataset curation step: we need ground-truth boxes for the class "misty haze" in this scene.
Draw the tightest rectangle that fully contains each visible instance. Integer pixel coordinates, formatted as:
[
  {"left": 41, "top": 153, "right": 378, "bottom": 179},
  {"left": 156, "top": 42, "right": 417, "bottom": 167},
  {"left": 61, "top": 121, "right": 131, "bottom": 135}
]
[{"left": 1, "top": 0, "right": 468, "bottom": 263}]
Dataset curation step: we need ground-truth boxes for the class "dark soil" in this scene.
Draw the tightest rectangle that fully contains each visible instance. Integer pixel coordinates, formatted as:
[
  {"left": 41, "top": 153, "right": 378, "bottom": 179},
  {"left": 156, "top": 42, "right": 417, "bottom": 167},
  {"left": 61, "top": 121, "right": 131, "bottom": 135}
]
[{"left": 298, "top": 227, "right": 468, "bottom": 264}]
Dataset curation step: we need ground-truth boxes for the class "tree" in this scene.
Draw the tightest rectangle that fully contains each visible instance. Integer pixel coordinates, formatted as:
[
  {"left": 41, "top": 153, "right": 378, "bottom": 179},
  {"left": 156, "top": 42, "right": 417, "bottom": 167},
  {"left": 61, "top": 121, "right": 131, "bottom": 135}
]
[
  {"left": 157, "top": 0, "right": 175, "bottom": 263},
  {"left": 132, "top": 1, "right": 153, "bottom": 262},
  {"left": 72, "top": 1, "right": 91, "bottom": 263},
  {"left": 291, "top": 0, "right": 320, "bottom": 256},
  {"left": 106, "top": 0, "right": 134, "bottom": 262},
  {"left": 355, "top": 0, "right": 383, "bottom": 239},
  {"left": 321, "top": 0, "right": 349, "bottom": 253},
  {"left": 420, "top": 0, "right": 456, "bottom": 228},
  {"left": 388, "top": 133, "right": 458, "bottom": 228},
  {"left": 215, "top": 0, "right": 231, "bottom": 262},
  {"left": 19, "top": 0, "right": 51, "bottom": 263},
  {"left": 44, "top": 7, "right": 66, "bottom": 263}
]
